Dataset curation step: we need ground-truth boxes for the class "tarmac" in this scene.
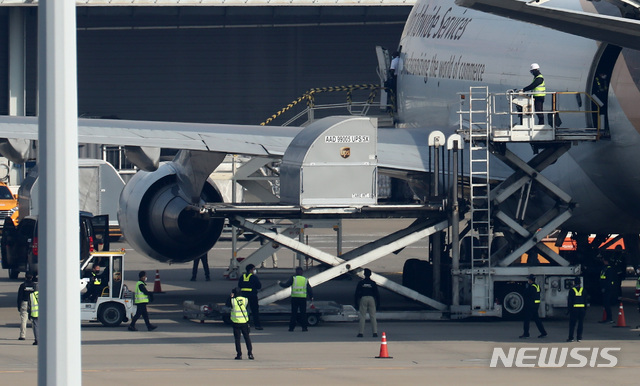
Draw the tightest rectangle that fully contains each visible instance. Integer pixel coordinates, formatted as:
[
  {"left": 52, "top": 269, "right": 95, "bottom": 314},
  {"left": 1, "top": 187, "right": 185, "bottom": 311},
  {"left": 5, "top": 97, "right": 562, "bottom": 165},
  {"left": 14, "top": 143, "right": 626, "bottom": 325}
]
[{"left": 1, "top": 219, "right": 640, "bottom": 385}]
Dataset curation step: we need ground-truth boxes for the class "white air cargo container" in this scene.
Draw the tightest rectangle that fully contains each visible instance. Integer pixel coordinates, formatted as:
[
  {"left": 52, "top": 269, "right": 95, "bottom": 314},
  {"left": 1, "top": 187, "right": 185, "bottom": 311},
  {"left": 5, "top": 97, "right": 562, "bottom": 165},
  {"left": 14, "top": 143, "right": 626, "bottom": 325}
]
[{"left": 280, "top": 116, "right": 378, "bottom": 207}]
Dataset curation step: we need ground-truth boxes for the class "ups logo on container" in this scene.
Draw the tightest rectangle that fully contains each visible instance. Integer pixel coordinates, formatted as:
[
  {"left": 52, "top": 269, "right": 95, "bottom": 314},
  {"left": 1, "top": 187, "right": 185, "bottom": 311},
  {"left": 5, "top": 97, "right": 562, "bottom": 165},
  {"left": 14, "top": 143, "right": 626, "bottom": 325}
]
[{"left": 340, "top": 147, "right": 351, "bottom": 159}]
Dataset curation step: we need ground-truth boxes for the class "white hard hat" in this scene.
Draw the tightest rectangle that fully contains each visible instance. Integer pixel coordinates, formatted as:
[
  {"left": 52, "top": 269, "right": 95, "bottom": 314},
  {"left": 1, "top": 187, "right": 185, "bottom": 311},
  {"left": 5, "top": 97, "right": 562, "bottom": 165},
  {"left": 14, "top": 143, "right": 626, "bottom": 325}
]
[{"left": 530, "top": 63, "right": 540, "bottom": 71}]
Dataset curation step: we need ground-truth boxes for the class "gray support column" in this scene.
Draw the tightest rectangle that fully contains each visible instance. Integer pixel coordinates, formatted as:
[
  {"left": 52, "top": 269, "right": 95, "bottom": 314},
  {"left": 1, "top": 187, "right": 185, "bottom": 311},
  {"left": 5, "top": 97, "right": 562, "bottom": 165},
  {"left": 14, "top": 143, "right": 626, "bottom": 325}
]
[
  {"left": 432, "top": 145, "right": 441, "bottom": 301},
  {"left": 432, "top": 232, "right": 442, "bottom": 301},
  {"left": 428, "top": 132, "right": 445, "bottom": 302},
  {"left": 9, "top": 8, "right": 25, "bottom": 116},
  {"left": 451, "top": 141, "right": 460, "bottom": 306},
  {"left": 38, "top": 0, "right": 81, "bottom": 385}
]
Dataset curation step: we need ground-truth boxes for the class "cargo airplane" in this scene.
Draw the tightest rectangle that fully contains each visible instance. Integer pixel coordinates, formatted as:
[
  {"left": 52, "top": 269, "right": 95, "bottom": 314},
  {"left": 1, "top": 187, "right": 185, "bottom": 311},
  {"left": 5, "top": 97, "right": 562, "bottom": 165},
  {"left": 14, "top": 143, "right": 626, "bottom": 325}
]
[{"left": 0, "top": 0, "right": 638, "bottom": 267}]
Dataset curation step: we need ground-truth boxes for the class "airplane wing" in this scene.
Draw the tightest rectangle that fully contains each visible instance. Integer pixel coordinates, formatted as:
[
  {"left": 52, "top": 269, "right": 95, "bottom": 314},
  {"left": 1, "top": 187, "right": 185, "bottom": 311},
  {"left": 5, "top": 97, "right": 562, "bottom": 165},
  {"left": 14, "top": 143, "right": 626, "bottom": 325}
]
[
  {"left": 455, "top": 0, "right": 640, "bottom": 51},
  {"left": 0, "top": 115, "right": 303, "bottom": 157},
  {"left": 0, "top": 115, "right": 433, "bottom": 173},
  {"left": 0, "top": 113, "right": 438, "bottom": 265},
  {"left": 378, "top": 128, "right": 431, "bottom": 173}
]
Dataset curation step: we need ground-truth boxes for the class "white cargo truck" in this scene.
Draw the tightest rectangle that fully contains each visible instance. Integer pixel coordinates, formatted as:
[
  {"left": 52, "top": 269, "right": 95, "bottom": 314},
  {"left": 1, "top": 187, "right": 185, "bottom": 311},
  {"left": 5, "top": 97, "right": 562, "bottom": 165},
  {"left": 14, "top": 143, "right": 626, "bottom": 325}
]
[{"left": 17, "top": 159, "right": 125, "bottom": 239}]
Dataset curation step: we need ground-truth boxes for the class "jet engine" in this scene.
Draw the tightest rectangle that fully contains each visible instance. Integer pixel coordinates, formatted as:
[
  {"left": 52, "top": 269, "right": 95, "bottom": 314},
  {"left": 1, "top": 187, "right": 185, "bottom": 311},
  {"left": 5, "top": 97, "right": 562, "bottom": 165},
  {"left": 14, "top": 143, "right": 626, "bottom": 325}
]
[{"left": 118, "top": 158, "right": 225, "bottom": 263}]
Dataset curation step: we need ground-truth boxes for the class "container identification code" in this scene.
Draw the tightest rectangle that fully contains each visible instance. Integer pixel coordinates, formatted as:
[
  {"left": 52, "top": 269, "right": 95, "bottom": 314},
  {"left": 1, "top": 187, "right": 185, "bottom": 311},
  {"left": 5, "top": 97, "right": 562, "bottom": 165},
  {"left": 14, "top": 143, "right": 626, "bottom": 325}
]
[{"left": 325, "top": 135, "right": 370, "bottom": 143}]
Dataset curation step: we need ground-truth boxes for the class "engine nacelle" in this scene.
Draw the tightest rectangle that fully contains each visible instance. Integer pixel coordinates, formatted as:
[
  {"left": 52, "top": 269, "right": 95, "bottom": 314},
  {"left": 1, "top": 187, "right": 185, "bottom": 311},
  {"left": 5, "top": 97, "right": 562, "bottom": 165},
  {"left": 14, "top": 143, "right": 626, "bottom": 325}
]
[{"left": 118, "top": 162, "right": 224, "bottom": 263}]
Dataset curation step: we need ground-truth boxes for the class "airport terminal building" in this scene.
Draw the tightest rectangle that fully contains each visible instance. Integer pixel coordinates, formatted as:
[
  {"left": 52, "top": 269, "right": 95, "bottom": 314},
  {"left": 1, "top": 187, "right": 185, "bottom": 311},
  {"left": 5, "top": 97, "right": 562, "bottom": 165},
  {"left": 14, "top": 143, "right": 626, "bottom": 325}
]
[{"left": 0, "top": 2, "right": 411, "bottom": 126}]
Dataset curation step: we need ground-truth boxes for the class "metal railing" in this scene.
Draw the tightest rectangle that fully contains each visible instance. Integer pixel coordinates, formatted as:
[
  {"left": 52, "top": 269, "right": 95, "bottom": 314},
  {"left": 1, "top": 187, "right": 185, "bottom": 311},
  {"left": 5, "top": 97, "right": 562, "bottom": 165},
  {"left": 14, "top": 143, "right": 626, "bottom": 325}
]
[
  {"left": 261, "top": 84, "right": 394, "bottom": 127},
  {"left": 101, "top": 146, "right": 137, "bottom": 177},
  {"left": 497, "top": 91, "right": 601, "bottom": 138}
]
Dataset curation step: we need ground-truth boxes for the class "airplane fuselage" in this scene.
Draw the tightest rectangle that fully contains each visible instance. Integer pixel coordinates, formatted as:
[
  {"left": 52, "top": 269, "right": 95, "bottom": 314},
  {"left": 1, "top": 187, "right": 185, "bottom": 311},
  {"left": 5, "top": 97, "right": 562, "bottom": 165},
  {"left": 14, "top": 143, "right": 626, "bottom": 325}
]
[{"left": 396, "top": 0, "right": 640, "bottom": 234}]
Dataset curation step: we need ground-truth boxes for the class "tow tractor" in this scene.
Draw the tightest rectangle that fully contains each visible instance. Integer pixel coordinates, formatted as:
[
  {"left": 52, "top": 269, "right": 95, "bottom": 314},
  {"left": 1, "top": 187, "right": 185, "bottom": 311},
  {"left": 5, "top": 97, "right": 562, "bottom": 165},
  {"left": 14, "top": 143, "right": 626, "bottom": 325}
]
[{"left": 80, "top": 250, "right": 136, "bottom": 327}]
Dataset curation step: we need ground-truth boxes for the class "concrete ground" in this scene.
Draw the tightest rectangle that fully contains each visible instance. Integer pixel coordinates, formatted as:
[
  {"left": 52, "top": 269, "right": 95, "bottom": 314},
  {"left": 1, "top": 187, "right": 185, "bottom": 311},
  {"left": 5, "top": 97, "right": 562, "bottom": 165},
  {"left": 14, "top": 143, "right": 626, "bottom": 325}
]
[{"left": 1, "top": 219, "right": 639, "bottom": 385}]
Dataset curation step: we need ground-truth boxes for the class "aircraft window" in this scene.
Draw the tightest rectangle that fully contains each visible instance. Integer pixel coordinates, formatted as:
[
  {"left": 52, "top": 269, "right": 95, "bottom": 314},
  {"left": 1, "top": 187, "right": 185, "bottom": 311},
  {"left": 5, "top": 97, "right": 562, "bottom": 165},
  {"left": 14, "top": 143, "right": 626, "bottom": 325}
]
[{"left": 112, "top": 256, "right": 123, "bottom": 297}]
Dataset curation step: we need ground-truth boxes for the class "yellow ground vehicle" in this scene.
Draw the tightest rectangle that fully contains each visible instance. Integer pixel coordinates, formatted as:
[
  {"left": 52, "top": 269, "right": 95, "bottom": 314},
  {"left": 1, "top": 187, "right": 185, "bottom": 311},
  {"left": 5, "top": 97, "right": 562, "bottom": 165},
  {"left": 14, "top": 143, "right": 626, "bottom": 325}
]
[{"left": 0, "top": 182, "right": 18, "bottom": 227}]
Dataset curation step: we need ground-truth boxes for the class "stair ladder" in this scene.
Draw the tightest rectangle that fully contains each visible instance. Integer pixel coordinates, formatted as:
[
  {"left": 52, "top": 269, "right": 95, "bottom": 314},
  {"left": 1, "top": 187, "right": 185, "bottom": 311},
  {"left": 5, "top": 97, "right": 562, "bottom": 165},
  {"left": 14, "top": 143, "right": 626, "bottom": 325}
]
[{"left": 465, "top": 86, "right": 494, "bottom": 311}]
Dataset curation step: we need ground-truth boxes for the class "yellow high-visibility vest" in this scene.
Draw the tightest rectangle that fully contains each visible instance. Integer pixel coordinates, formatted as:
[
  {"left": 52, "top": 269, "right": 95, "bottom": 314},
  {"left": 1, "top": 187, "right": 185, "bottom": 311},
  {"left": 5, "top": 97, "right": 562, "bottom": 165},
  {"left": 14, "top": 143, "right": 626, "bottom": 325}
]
[
  {"left": 572, "top": 287, "right": 586, "bottom": 308},
  {"left": 291, "top": 276, "right": 308, "bottom": 298},
  {"left": 600, "top": 266, "right": 614, "bottom": 285},
  {"left": 533, "top": 74, "right": 545, "bottom": 97},
  {"left": 134, "top": 281, "right": 149, "bottom": 304},
  {"left": 532, "top": 283, "right": 541, "bottom": 303},
  {"left": 231, "top": 296, "right": 249, "bottom": 324},
  {"left": 92, "top": 272, "right": 101, "bottom": 286},
  {"left": 30, "top": 291, "right": 39, "bottom": 318},
  {"left": 241, "top": 273, "right": 253, "bottom": 292}
]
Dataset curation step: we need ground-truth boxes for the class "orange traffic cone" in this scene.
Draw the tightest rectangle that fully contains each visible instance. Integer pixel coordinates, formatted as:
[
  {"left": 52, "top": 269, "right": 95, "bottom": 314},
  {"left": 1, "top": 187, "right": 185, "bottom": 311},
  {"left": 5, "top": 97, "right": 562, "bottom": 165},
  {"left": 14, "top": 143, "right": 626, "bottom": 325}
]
[
  {"left": 153, "top": 269, "right": 164, "bottom": 293},
  {"left": 614, "top": 302, "right": 628, "bottom": 327},
  {"left": 376, "top": 332, "right": 393, "bottom": 359}
]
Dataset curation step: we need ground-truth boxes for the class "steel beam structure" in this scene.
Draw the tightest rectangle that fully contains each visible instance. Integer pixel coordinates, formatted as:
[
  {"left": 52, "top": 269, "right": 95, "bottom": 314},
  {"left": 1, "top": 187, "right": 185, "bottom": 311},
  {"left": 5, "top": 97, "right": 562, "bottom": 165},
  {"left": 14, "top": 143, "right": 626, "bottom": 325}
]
[{"left": 231, "top": 215, "right": 449, "bottom": 310}]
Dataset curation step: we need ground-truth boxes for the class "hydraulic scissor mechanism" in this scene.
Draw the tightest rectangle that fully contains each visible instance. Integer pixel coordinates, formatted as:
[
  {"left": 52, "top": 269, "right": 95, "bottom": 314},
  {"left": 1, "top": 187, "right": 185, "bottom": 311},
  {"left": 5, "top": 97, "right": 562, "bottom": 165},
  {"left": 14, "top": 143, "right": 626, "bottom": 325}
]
[
  {"left": 489, "top": 143, "right": 574, "bottom": 267},
  {"left": 230, "top": 214, "right": 449, "bottom": 311}
]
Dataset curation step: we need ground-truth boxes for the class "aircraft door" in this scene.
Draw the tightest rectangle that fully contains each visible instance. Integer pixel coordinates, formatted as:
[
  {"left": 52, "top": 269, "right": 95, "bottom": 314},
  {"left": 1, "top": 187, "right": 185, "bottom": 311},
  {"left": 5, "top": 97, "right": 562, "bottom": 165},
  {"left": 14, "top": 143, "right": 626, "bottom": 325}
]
[
  {"left": 375, "top": 46, "right": 391, "bottom": 109},
  {"left": 589, "top": 44, "right": 621, "bottom": 136}
]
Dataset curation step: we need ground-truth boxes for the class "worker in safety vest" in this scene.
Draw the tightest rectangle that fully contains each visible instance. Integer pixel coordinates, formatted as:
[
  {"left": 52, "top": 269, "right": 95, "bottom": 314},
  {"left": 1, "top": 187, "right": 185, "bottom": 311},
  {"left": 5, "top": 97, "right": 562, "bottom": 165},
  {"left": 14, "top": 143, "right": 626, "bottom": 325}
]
[
  {"left": 29, "top": 283, "right": 39, "bottom": 346},
  {"left": 83, "top": 264, "right": 105, "bottom": 303},
  {"left": 598, "top": 255, "right": 616, "bottom": 323},
  {"left": 238, "top": 264, "right": 263, "bottom": 330},
  {"left": 520, "top": 274, "right": 547, "bottom": 339},
  {"left": 17, "top": 272, "right": 36, "bottom": 341},
  {"left": 567, "top": 277, "right": 588, "bottom": 342},
  {"left": 279, "top": 266, "right": 313, "bottom": 332},
  {"left": 227, "top": 287, "right": 254, "bottom": 360},
  {"left": 128, "top": 271, "right": 157, "bottom": 332},
  {"left": 387, "top": 49, "right": 401, "bottom": 109},
  {"left": 522, "top": 63, "right": 546, "bottom": 125}
]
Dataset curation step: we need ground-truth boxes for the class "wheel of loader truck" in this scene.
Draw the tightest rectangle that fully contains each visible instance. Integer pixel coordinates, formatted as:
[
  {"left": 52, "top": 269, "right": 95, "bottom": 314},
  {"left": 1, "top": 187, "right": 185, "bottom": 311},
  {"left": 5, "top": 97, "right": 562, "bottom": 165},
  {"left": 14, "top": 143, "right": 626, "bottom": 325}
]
[
  {"left": 498, "top": 284, "right": 526, "bottom": 320},
  {"left": 306, "top": 313, "right": 319, "bottom": 327},
  {"left": 98, "top": 303, "right": 125, "bottom": 327}
]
